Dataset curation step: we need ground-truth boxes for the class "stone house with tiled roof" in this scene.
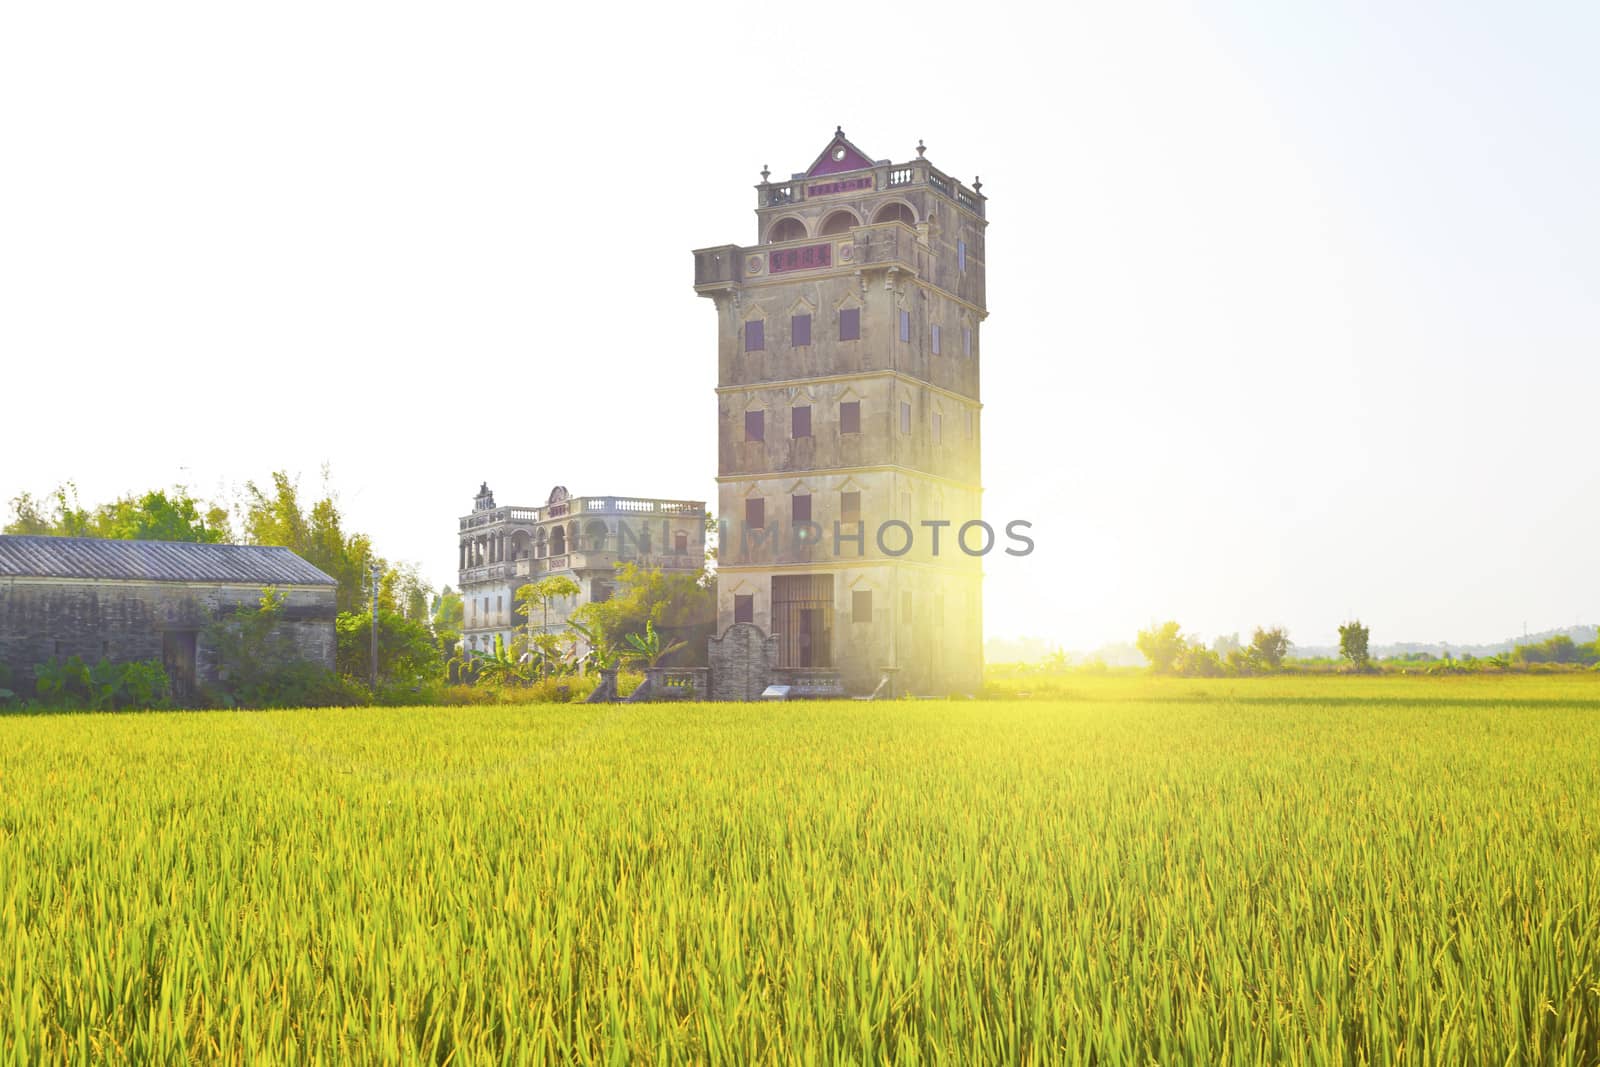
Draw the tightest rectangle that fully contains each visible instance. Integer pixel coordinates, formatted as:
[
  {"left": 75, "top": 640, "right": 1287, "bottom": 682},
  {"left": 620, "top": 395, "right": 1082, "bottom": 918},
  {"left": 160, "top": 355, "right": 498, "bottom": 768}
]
[{"left": 0, "top": 534, "right": 336, "bottom": 701}]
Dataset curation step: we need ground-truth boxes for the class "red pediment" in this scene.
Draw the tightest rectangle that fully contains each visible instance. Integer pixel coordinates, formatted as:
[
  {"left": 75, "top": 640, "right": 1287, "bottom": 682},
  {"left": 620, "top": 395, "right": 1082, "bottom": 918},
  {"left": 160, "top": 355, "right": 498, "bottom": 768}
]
[{"left": 805, "top": 128, "right": 876, "bottom": 177}]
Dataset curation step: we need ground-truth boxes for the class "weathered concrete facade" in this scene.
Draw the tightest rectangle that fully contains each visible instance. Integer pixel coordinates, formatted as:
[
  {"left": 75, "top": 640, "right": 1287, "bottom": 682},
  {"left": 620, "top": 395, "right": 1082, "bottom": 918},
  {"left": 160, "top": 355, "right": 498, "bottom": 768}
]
[
  {"left": 458, "top": 484, "right": 706, "bottom": 653},
  {"left": 0, "top": 536, "right": 337, "bottom": 700},
  {"left": 694, "top": 130, "right": 986, "bottom": 695}
]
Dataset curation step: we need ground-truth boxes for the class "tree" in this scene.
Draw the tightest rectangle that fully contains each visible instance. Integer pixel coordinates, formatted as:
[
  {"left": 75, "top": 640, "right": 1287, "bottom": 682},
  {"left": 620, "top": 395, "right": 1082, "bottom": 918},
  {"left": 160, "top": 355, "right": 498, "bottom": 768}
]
[
  {"left": 1338, "top": 620, "right": 1371, "bottom": 670},
  {"left": 1250, "top": 627, "right": 1289, "bottom": 670},
  {"left": 1136, "top": 621, "right": 1185, "bottom": 674},
  {"left": 569, "top": 563, "right": 715, "bottom": 667},
  {"left": 464, "top": 633, "right": 530, "bottom": 687},
  {"left": 515, "top": 575, "right": 582, "bottom": 648},
  {"left": 6, "top": 483, "right": 229, "bottom": 542},
  {"left": 623, "top": 619, "right": 688, "bottom": 670},
  {"left": 1211, "top": 632, "right": 1241, "bottom": 658},
  {"left": 566, "top": 617, "right": 621, "bottom": 672},
  {"left": 241, "top": 471, "right": 380, "bottom": 613},
  {"left": 335, "top": 609, "right": 444, "bottom": 688},
  {"left": 1174, "top": 642, "right": 1225, "bottom": 677},
  {"left": 432, "top": 586, "right": 463, "bottom": 654}
]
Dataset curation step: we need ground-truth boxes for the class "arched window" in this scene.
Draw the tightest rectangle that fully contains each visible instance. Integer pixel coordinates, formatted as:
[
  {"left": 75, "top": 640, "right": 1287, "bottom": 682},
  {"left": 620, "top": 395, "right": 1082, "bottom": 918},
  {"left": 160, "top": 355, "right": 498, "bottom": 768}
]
[
  {"left": 767, "top": 216, "right": 806, "bottom": 243},
  {"left": 819, "top": 210, "right": 859, "bottom": 236},
  {"left": 873, "top": 202, "right": 916, "bottom": 227},
  {"left": 535, "top": 528, "right": 548, "bottom": 558}
]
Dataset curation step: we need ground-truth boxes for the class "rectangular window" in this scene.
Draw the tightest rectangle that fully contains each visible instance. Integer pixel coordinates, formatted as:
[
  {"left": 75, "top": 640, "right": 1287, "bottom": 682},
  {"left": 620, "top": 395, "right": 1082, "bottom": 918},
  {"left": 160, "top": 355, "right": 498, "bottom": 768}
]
[
  {"left": 840, "top": 491, "right": 861, "bottom": 525},
  {"left": 932, "top": 324, "right": 941, "bottom": 354},
  {"left": 745, "top": 410, "right": 764, "bottom": 442},
  {"left": 898, "top": 309, "right": 910, "bottom": 342},
  {"left": 932, "top": 413, "right": 942, "bottom": 443},
  {"left": 791, "top": 313, "right": 811, "bottom": 347},
  {"left": 745, "top": 320, "right": 764, "bottom": 352},
  {"left": 964, "top": 327, "right": 972, "bottom": 357},
  {"left": 734, "top": 594, "right": 754, "bottom": 624},
  {"left": 745, "top": 497, "right": 765, "bottom": 529},
  {"left": 497, "top": 595, "right": 503, "bottom": 615},
  {"left": 792, "top": 405, "right": 811, "bottom": 438},
  {"left": 839, "top": 400, "right": 860, "bottom": 434},
  {"left": 958, "top": 240, "right": 967, "bottom": 272},
  {"left": 900, "top": 402, "right": 911, "bottom": 434},
  {"left": 852, "top": 589, "right": 872, "bottom": 622},
  {"left": 792, "top": 494, "right": 811, "bottom": 523},
  {"left": 674, "top": 531, "right": 688, "bottom": 554},
  {"left": 839, "top": 307, "right": 860, "bottom": 341}
]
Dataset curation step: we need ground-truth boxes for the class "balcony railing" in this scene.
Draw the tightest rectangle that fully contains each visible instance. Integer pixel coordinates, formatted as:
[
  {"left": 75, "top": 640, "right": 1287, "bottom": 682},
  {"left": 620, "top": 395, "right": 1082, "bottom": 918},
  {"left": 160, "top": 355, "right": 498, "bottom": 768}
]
[
  {"left": 463, "top": 499, "right": 705, "bottom": 530},
  {"left": 694, "top": 245, "right": 739, "bottom": 288}
]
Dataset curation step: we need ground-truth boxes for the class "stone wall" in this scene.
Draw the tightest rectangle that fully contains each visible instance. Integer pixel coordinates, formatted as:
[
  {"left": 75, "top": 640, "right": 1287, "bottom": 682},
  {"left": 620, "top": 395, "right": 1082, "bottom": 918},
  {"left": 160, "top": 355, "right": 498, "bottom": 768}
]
[
  {"left": 0, "top": 577, "right": 336, "bottom": 695},
  {"left": 708, "top": 622, "right": 778, "bottom": 701}
]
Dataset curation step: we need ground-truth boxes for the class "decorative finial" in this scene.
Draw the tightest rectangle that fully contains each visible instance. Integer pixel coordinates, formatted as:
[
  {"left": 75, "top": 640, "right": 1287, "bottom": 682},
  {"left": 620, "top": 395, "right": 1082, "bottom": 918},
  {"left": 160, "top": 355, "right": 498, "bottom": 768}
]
[
  {"left": 835, "top": 125, "right": 845, "bottom": 138},
  {"left": 973, "top": 175, "right": 982, "bottom": 193},
  {"left": 916, "top": 139, "right": 926, "bottom": 159},
  {"left": 760, "top": 163, "right": 770, "bottom": 182}
]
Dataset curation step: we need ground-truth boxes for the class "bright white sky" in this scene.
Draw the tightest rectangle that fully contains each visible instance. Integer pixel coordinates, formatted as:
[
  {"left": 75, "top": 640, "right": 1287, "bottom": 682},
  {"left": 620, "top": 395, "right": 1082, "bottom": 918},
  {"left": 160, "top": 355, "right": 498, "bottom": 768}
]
[{"left": 2, "top": 3, "right": 1597, "bottom": 652}]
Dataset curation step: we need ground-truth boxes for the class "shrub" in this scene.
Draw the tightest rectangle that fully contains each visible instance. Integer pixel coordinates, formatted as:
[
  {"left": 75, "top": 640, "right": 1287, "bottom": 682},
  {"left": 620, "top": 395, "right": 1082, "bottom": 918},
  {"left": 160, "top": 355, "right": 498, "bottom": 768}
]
[{"left": 28, "top": 656, "right": 170, "bottom": 711}]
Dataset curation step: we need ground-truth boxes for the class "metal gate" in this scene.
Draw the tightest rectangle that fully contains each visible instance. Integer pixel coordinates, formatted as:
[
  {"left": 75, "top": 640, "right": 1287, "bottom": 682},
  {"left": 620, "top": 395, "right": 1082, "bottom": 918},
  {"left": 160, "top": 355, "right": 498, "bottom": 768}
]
[{"left": 771, "top": 574, "right": 834, "bottom": 668}]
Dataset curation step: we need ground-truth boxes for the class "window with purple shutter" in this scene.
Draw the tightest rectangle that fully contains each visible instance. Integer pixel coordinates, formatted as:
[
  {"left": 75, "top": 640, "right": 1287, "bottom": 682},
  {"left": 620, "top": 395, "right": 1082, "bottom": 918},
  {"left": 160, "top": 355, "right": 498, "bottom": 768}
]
[
  {"left": 898, "top": 310, "right": 910, "bottom": 342},
  {"left": 791, "top": 313, "right": 811, "bottom": 347},
  {"left": 791, "top": 494, "right": 811, "bottom": 523},
  {"left": 745, "top": 320, "right": 764, "bottom": 352},
  {"left": 964, "top": 326, "right": 972, "bottom": 357},
  {"left": 839, "top": 400, "right": 860, "bottom": 434},
  {"left": 840, "top": 490, "right": 861, "bottom": 524},
  {"left": 745, "top": 497, "right": 764, "bottom": 529},
  {"left": 745, "top": 410, "right": 764, "bottom": 442},
  {"left": 734, "top": 594, "right": 753, "bottom": 624},
  {"left": 792, "top": 405, "right": 811, "bottom": 438},
  {"left": 839, "top": 307, "right": 860, "bottom": 341},
  {"left": 932, "top": 324, "right": 941, "bottom": 354},
  {"left": 900, "top": 402, "right": 911, "bottom": 434},
  {"left": 957, "top": 240, "right": 967, "bottom": 272}
]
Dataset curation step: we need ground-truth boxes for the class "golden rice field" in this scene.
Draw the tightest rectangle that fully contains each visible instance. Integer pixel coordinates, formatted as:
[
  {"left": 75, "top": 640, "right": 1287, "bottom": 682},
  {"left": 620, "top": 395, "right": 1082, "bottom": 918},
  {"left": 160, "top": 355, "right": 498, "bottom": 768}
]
[{"left": 2, "top": 675, "right": 1599, "bottom": 1064}]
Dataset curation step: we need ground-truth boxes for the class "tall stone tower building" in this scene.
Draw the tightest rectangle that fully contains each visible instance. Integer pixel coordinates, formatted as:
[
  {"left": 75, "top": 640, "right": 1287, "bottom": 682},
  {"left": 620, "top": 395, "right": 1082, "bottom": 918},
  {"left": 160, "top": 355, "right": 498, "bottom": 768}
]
[{"left": 693, "top": 129, "right": 986, "bottom": 696}]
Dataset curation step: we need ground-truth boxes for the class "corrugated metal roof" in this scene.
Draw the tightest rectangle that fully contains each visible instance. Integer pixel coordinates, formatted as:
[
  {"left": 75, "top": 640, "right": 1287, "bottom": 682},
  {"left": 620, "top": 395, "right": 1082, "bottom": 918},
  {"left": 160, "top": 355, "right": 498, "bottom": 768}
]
[{"left": 0, "top": 535, "right": 337, "bottom": 586}]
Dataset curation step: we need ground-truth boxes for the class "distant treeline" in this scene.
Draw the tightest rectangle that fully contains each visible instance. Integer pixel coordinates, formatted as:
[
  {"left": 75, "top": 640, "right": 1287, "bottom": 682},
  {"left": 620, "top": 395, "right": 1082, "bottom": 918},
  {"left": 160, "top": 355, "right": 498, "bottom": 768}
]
[{"left": 993, "top": 622, "right": 1600, "bottom": 677}]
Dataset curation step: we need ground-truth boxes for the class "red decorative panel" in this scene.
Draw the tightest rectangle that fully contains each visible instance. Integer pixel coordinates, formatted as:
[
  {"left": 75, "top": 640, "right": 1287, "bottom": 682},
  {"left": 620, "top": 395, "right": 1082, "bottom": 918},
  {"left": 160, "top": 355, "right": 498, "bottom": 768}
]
[
  {"left": 769, "top": 243, "right": 832, "bottom": 274},
  {"left": 806, "top": 176, "right": 874, "bottom": 197}
]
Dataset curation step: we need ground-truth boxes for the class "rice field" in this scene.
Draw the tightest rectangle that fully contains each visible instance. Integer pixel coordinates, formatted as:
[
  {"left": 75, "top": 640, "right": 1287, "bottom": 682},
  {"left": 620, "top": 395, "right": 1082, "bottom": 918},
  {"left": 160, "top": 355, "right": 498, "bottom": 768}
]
[{"left": 2, "top": 676, "right": 1599, "bottom": 1064}]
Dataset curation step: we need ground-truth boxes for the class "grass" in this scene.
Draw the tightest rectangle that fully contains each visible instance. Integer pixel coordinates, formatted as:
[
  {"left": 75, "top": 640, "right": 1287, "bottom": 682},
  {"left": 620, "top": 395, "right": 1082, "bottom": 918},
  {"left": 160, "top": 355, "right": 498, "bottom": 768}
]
[{"left": 2, "top": 676, "right": 1599, "bottom": 1063}]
